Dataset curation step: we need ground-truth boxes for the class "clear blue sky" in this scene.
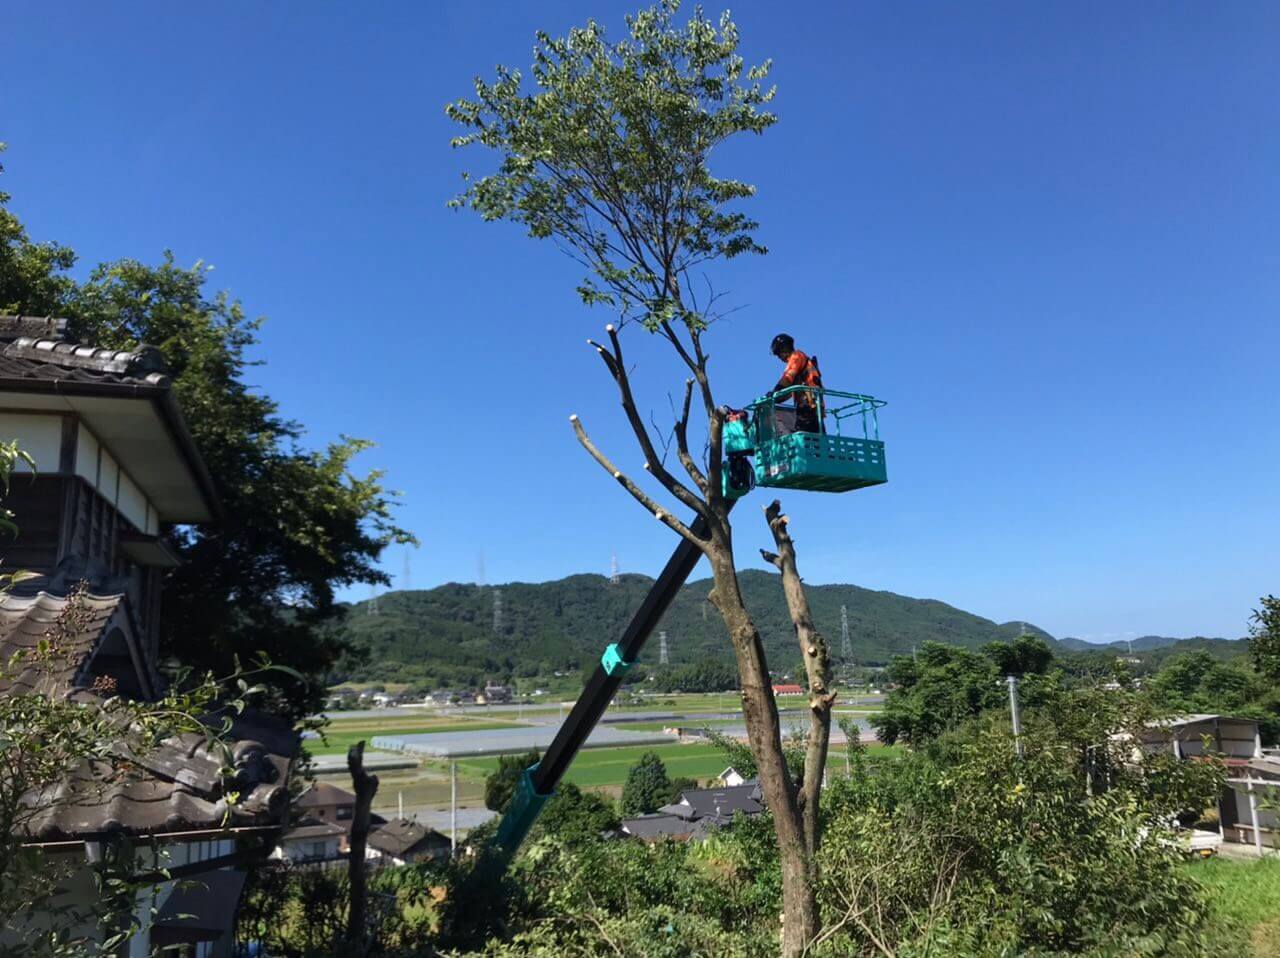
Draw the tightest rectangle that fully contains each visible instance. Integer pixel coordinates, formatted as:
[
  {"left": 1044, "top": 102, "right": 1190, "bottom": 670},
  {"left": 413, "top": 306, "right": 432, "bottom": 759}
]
[{"left": 4, "top": 2, "right": 1277, "bottom": 642}]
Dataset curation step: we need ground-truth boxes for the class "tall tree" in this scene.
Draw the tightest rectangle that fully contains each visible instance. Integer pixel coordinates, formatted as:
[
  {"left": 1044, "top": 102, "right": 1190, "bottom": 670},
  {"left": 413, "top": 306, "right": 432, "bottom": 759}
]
[
  {"left": 447, "top": 5, "right": 834, "bottom": 952},
  {"left": 0, "top": 168, "right": 411, "bottom": 717},
  {"left": 621, "top": 750, "right": 675, "bottom": 815},
  {"left": 1249, "top": 594, "right": 1280, "bottom": 682}
]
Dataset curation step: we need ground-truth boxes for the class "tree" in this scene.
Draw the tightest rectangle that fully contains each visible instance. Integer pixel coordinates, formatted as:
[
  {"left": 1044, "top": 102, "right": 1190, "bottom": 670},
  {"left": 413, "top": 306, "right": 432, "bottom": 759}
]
[
  {"left": 621, "top": 751, "right": 675, "bottom": 815},
  {"left": 0, "top": 176, "right": 412, "bottom": 718},
  {"left": 1250, "top": 595, "right": 1280, "bottom": 682},
  {"left": 485, "top": 750, "right": 543, "bottom": 812},
  {"left": 447, "top": 6, "right": 834, "bottom": 952},
  {"left": 872, "top": 639, "right": 1060, "bottom": 746},
  {"left": 534, "top": 782, "right": 620, "bottom": 845}
]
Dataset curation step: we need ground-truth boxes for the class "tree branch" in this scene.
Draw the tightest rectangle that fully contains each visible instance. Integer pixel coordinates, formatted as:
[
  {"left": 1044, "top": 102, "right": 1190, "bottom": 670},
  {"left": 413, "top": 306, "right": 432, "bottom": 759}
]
[
  {"left": 570, "top": 414, "right": 706, "bottom": 548},
  {"left": 673, "top": 377, "right": 708, "bottom": 494}
]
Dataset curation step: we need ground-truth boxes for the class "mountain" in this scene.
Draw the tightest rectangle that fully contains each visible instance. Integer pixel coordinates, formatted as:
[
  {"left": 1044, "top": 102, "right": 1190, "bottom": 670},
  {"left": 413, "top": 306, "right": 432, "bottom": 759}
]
[
  {"left": 1058, "top": 634, "right": 1237, "bottom": 653},
  {"left": 328, "top": 570, "right": 1060, "bottom": 687}
]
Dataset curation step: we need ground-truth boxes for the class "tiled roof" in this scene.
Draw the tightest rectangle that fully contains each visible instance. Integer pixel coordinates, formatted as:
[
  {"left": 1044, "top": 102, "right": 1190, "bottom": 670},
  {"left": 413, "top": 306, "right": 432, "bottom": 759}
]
[
  {"left": 282, "top": 819, "right": 348, "bottom": 842},
  {"left": 368, "top": 818, "right": 450, "bottom": 857},
  {"left": 297, "top": 781, "right": 355, "bottom": 808},
  {"left": 0, "top": 590, "right": 126, "bottom": 696},
  {"left": 659, "top": 782, "right": 764, "bottom": 821},
  {"left": 0, "top": 315, "right": 170, "bottom": 389},
  {"left": 21, "top": 709, "right": 296, "bottom": 841},
  {"left": 619, "top": 813, "right": 696, "bottom": 840}
]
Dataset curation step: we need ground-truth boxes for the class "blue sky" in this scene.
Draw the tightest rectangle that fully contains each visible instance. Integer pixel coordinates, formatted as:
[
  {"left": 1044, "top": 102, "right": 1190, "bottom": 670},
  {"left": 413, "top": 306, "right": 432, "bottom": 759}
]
[{"left": 4, "top": 2, "right": 1277, "bottom": 642}]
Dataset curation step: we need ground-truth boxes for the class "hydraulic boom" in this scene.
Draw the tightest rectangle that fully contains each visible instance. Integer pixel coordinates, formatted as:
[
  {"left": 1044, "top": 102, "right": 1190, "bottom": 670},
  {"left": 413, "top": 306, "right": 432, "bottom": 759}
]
[{"left": 493, "top": 513, "right": 717, "bottom": 855}]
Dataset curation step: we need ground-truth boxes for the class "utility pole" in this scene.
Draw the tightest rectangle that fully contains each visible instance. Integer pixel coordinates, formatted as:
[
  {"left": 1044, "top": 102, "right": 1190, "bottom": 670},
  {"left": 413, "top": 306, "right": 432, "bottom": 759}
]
[
  {"left": 451, "top": 761, "right": 458, "bottom": 855},
  {"left": 1006, "top": 675, "right": 1025, "bottom": 759}
]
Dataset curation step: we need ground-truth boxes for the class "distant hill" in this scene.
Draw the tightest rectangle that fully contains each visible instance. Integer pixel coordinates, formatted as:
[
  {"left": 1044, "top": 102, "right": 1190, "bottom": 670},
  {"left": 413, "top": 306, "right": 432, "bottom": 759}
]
[
  {"left": 328, "top": 570, "right": 1059, "bottom": 687},
  {"left": 1058, "top": 634, "right": 1238, "bottom": 653}
]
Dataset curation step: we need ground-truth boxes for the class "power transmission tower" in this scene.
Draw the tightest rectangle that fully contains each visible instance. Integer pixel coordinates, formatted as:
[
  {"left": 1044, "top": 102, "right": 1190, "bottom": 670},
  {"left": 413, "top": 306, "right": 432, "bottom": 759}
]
[
  {"left": 840, "top": 604, "right": 851, "bottom": 659},
  {"left": 477, "top": 551, "right": 486, "bottom": 588},
  {"left": 368, "top": 585, "right": 379, "bottom": 616},
  {"left": 659, "top": 630, "right": 669, "bottom": 666},
  {"left": 492, "top": 589, "right": 504, "bottom": 635},
  {"left": 610, "top": 552, "right": 620, "bottom": 585},
  {"left": 402, "top": 550, "right": 413, "bottom": 592}
]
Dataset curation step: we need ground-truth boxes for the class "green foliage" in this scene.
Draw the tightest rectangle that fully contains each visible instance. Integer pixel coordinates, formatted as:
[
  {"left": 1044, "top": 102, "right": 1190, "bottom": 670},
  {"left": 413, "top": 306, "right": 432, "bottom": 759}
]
[
  {"left": 1249, "top": 595, "right": 1280, "bottom": 682},
  {"left": 1146, "top": 649, "right": 1280, "bottom": 746},
  {"left": 533, "top": 782, "right": 620, "bottom": 846},
  {"left": 621, "top": 750, "right": 675, "bottom": 814},
  {"left": 446, "top": 1, "right": 775, "bottom": 330},
  {"left": 485, "top": 750, "right": 542, "bottom": 812},
  {"left": 871, "top": 639, "right": 1059, "bottom": 746},
  {"left": 0, "top": 180, "right": 411, "bottom": 718}
]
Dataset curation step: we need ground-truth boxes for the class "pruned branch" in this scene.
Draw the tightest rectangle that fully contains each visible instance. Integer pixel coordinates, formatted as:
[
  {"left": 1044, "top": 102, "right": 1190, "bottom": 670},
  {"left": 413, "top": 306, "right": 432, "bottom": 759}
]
[
  {"left": 570, "top": 414, "right": 706, "bottom": 549},
  {"left": 763, "top": 500, "right": 835, "bottom": 859},
  {"left": 584, "top": 326, "right": 709, "bottom": 520}
]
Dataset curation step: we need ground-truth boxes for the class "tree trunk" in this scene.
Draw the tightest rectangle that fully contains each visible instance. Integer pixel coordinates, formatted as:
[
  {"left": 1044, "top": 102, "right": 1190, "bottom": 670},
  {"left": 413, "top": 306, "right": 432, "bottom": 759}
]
[
  {"left": 346, "top": 741, "right": 379, "bottom": 955},
  {"left": 707, "top": 551, "right": 819, "bottom": 957},
  {"left": 763, "top": 500, "right": 836, "bottom": 860}
]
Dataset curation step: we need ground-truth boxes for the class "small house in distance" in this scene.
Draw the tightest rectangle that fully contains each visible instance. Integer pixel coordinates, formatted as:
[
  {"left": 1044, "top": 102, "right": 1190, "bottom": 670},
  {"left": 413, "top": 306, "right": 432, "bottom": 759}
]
[
  {"left": 620, "top": 781, "right": 766, "bottom": 842},
  {"left": 366, "top": 818, "right": 452, "bottom": 865},
  {"left": 772, "top": 683, "right": 804, "bottom": 696},
  {"left": 1136, "top": 714, "right": 1278, "bottom": 853}
]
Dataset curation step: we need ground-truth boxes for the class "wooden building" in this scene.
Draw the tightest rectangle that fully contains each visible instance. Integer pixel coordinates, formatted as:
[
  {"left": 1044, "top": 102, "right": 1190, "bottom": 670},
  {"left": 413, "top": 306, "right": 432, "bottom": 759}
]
[{"left": 0, "top": 316, "right": 296, "bottom": 957}]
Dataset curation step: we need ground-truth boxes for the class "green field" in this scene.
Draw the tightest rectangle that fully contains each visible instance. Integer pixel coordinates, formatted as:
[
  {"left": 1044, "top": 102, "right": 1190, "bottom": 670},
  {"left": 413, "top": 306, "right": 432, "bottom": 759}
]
[
  {"left": 437, "top": 740, "right": 898, "bottom": 790},
  {"left": 1189, "top": 856, "right": 1280, "bottom": 957},
  {"left": 308, "top": 717, "right": 522, "bottom": 756}
]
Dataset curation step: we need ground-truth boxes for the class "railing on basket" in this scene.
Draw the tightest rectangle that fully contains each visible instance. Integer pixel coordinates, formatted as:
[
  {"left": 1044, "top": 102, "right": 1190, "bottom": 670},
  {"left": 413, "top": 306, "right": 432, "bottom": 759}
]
[{"left": 746, "top": 386, "right": 886, "bottom": 440}]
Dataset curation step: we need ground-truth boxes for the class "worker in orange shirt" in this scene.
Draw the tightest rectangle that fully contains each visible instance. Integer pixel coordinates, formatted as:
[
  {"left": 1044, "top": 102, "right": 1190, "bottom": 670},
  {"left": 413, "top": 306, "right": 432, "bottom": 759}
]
[{"left": 769, "top": 333, "right": 824, "bottom": 433}]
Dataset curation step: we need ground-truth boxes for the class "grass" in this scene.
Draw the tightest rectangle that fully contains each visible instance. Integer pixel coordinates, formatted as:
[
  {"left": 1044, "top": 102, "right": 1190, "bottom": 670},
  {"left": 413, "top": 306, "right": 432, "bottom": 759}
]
[
  {"left": 1189, "top": 856, "right": 1280, "bottom": 957},
  {"left": 308, "top": 717, "right": 522, "bottom": 756}
]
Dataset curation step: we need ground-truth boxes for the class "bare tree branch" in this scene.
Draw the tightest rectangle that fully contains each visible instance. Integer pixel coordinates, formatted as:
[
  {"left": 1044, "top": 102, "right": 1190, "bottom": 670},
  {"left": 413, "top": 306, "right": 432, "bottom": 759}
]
[{"left": 570, "top": 414, "right": 706, "bottom": 548}]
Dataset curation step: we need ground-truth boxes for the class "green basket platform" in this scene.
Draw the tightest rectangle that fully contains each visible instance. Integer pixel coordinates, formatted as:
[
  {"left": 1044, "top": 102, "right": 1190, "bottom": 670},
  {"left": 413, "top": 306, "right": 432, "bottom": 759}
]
[
  {"left": 746, "top": 387, "right": 888, "bottom": 494},
  {"left": 755, "top": 432, "right": 886, "bottom": 491}
]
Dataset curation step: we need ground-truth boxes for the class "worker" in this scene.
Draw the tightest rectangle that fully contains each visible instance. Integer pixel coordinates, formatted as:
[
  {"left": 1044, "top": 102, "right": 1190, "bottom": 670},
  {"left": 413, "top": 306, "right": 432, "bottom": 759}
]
[{"left": 769, "top": 333, "right": 824, "bottom": 433}]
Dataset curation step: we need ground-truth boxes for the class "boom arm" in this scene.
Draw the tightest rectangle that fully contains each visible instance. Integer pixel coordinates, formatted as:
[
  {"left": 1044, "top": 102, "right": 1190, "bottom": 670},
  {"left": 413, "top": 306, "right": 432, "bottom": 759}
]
[{"left": 493, "top": 513, "right": 716, "bottom": 855}]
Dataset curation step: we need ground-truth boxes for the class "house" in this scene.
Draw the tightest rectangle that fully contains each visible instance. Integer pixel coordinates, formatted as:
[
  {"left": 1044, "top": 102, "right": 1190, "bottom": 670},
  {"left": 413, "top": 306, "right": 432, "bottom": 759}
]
[
  {"left": 272, "top": 820, "right": 347, "bottom": 865},
  {"left": 772, "top": 683, "right": 804, "bottom": 696},
  {"left": 295, "top": 782, "right": 356, "bottom": 850},
  {"left": 621, "top": 781, "right": 766, "bottom": 841},
  {"left": 483, "top": 682, "right": 512, "bottom": 703},
  {"left": 0, "top": 316, "right": 297, "bottom": 957},
  {"left": 1135, "top": 713, "right": 1278, "bottom": 852},
  {"left": 366, "top": 818, "right": 452, "bottom": 865},
  {"left": 716, "top": 766, "right": 748, "bottom": 787}
]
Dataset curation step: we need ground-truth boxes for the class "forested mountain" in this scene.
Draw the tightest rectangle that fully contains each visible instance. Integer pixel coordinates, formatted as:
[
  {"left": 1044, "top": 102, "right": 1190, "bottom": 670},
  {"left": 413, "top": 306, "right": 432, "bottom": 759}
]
[
  {"left": 328, "top": 570, "right": 1060, "bottom": 687},
  {"left": 1057, "top": 634, "right": 1235, "bottom": 653}
]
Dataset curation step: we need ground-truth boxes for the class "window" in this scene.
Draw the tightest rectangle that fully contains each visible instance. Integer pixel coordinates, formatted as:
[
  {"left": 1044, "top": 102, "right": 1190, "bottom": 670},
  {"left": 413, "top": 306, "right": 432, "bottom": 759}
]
[
  {"left": 337, "top": 806, "right": 353, "bottom": 820},
  {"left": 310, "top": 841, "right": 328, "bottom": 860}
]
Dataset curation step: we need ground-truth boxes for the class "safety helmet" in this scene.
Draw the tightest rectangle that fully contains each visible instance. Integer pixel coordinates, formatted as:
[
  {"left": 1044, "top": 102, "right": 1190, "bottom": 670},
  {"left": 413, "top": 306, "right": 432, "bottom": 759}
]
[{"left": 770, "top": 333, "right": 794, "bottom": 357}]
